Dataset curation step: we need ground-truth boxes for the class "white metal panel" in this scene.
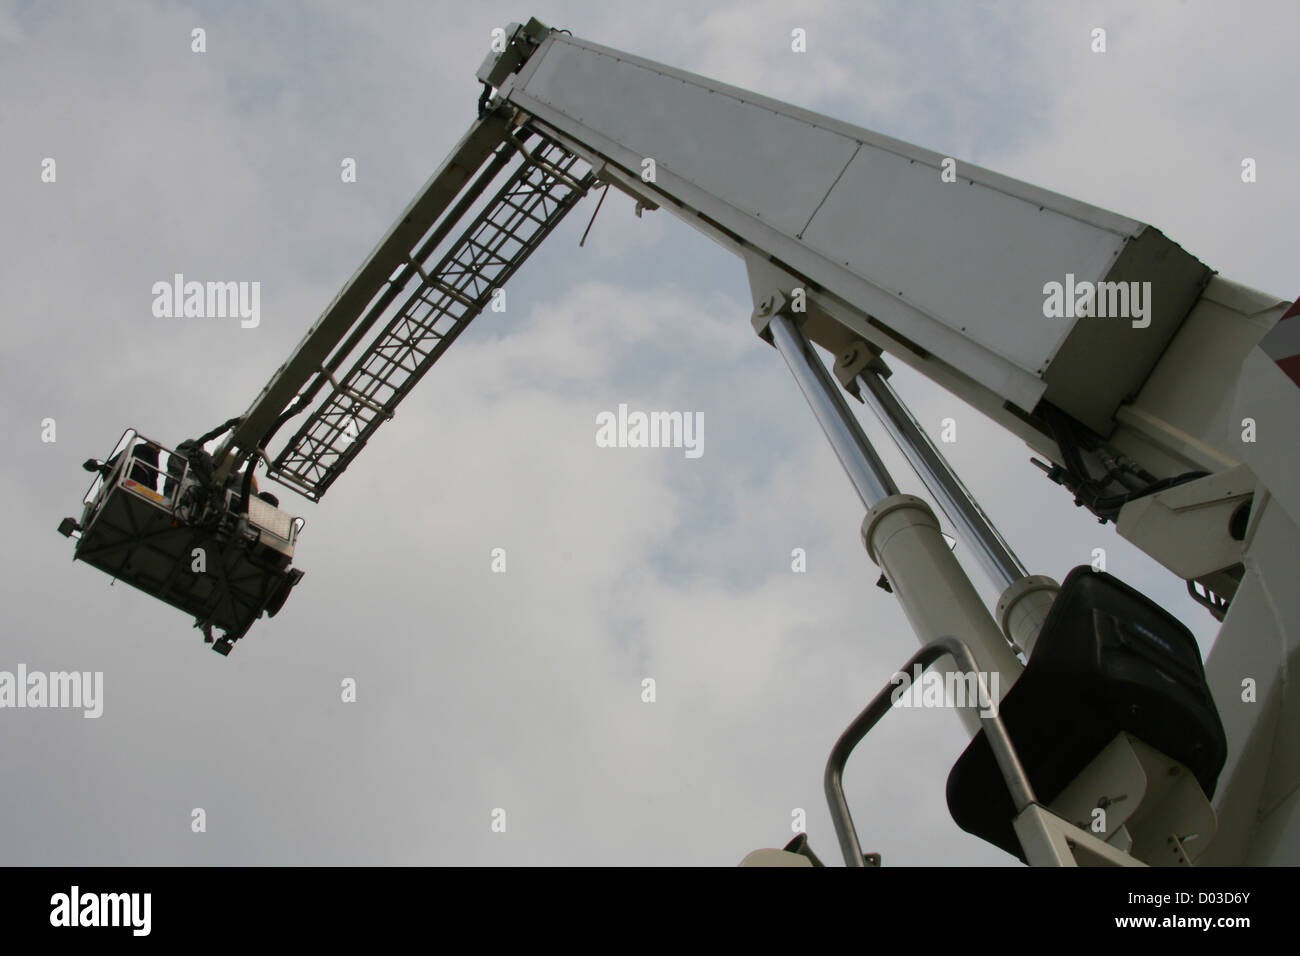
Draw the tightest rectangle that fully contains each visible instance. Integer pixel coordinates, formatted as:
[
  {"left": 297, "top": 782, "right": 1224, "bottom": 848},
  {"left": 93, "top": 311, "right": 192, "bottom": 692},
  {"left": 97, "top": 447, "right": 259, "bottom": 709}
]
[
  {"left": 507, "top": 33, "right": 1174, "bottom": 416},
  {"left": 509, "top": 40, "right": 1045, "bottom": 411},
  {"left": 524, "top": 39, "right": 858, "bottom": 238},
  {"left": 802, "top": 146, "right": 1129, "bottom": 372},
  {"left": 523, "top": 91, "right": 1049, "bottom": 411},
  {"left": 506, "top": 31, "right": 1218, "bottom": 437},
  {"left": 1199, "top": 491, "right": 1300, "bottom": 863},
  {"left": 248, "top": 495, "right": 293, "bottom": 541},
  {"left": 1231, "top": 339, "right": 1300, "bottom": 529}
]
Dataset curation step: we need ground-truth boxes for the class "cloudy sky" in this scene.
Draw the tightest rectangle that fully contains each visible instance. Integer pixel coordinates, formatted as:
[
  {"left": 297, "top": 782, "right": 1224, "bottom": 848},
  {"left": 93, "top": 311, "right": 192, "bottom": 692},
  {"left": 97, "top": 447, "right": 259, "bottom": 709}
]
[{"left": 2, "top": 0, "right": 1296, "bottom": 866}]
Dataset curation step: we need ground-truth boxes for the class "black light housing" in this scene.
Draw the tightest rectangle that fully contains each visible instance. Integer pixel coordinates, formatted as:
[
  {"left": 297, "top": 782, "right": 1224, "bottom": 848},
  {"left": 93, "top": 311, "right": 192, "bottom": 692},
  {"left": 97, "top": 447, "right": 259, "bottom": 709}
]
[{"left": 946, "top": 566, "right": 1227, "bottom": 861}]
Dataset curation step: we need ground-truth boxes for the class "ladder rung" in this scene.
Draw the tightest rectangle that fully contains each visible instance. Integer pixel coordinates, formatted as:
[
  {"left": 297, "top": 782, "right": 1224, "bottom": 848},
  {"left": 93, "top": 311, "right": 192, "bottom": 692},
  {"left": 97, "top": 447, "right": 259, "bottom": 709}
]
[{"left": 269, "top": 132, "right": 593, "bottom": 499}]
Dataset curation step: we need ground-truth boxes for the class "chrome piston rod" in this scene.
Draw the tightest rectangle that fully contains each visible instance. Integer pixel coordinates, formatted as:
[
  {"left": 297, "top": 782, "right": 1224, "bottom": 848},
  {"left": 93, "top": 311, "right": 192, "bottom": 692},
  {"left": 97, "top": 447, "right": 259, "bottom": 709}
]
[
  {"left": 768, "top": 315, "right": 899, "bottom": 508},
  {"left": 853, "top": 368, "right": 1027, "bottom": 591},
  {"left": 766, "top": 313, "right": 1024, "bottom": 740}
]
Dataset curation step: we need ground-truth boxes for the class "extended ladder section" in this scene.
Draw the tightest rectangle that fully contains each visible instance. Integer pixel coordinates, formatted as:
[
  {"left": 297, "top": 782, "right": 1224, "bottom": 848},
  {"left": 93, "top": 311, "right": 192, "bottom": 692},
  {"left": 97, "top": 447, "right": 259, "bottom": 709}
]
[{"left": 266, "top": 129, "right": 593, "bottom": 500}]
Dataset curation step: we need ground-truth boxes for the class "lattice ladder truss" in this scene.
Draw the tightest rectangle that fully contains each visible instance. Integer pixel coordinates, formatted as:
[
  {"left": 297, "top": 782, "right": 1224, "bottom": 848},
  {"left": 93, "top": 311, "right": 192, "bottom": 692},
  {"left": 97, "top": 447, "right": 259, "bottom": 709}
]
[{"left": 269, "top": 133, "right": 594, "bottom": 499}]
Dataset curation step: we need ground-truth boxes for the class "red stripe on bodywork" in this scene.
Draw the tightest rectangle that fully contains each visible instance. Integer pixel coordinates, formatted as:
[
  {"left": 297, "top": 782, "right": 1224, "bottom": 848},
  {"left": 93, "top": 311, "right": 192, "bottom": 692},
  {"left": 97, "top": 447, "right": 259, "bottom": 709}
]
[{"left": 1275, "top": 352, "right": 1300, "bottom": 387}]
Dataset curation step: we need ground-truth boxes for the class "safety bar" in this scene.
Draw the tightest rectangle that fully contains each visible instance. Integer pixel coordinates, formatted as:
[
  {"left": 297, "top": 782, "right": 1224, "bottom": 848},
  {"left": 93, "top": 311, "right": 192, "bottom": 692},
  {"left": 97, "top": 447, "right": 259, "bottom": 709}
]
[
  {"left": 82, "top": 428, "right": 136, "bottom": 505},
  {"left": 824, "top": 636, "right": 1037, "bottom": 867},
  {"left": 83, "top": 431, "right": 189, "bottom": 512}
]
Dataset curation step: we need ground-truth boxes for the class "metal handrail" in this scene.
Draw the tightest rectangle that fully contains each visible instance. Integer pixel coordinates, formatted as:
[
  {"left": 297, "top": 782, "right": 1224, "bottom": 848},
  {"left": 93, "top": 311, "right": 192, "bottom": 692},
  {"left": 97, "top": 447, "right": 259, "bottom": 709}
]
[
  {"left": 82, "top": 428, "right": 138, "bottom": 506},
  {"left": 118, "top": 442, "right": 188, "bottom": 510},
  {"left": 85, "top": 432, "right": 190, "bottom": 514},
  {"left": 824, "top": 636, "right": 1037, "bottom": 867}
]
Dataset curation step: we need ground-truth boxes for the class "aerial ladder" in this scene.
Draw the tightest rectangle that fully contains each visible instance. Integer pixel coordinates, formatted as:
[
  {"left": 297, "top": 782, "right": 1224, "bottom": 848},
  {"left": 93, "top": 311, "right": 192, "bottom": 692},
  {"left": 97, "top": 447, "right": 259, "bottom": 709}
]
[{"left": 59, "top": 18, "right": 1300, "bottom": 868}]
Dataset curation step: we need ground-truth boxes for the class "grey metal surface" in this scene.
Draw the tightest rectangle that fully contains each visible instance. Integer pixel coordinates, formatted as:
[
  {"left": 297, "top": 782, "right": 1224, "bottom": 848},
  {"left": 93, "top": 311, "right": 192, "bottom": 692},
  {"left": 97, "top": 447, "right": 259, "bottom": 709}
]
[
  {"left": 1043, "top": 226, "right": 1211, "bottom": 434},
  {"left": 824, "top": 636, "right": 1037, "bottom": 868},
  {"left": 769, "top": 314, "right": 898, "bottom": 508},
  {"left": 855, "top": 369, "right": 1026, "bottom": 589}
]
